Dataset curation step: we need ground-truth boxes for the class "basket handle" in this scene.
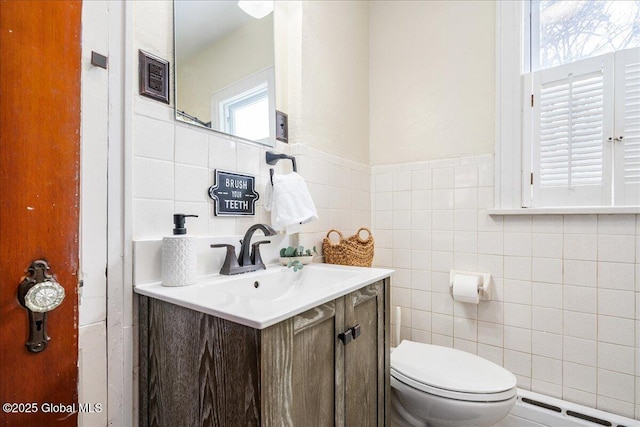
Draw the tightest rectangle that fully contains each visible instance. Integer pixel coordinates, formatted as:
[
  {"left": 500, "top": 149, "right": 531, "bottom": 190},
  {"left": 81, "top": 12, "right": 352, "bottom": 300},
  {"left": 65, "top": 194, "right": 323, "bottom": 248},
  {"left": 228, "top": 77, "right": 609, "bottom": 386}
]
[
  {"left": 355, "top": 227, "right": 373, "bottom": 243},
  {"left": 325, "top": 229, "right": 344, "bottom": 244}
]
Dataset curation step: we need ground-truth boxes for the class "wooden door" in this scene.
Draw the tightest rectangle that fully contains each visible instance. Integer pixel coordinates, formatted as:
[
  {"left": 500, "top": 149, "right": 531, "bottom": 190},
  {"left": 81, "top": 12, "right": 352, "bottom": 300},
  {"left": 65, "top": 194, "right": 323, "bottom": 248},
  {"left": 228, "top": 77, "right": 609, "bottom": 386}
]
[
  {"left": 0, "top": 1, "right": 82, "bottom": 425},
  {"left": 344, "top": 280, "right": 389, "bottom": 426}
]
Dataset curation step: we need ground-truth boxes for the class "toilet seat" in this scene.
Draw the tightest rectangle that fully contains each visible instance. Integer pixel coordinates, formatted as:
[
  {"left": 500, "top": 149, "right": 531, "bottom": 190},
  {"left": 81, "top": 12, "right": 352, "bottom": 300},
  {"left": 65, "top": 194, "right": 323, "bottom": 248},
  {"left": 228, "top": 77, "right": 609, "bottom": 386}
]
[{"left": 391, "top": 341, "right": 517, "bottom": 402}]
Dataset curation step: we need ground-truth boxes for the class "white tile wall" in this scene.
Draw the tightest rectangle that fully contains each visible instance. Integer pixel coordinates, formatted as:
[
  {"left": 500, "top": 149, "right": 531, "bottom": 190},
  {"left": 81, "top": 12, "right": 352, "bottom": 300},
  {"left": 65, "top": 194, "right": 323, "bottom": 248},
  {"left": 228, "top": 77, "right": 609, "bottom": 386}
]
[
  {"left": 133, "top": 98, "right": 292, "bottom": 240},
  {"left": 371, "top": 155, "right": 640, "bottom": 420},
  {"left": 133, "top": 104, "right": 639, "bottom": 419},
  {"left": 290, "top": 144, "right": 372, "bottom": 252},
  {"left": 132, "top": 98, "right": 370, "bottom": 252}
]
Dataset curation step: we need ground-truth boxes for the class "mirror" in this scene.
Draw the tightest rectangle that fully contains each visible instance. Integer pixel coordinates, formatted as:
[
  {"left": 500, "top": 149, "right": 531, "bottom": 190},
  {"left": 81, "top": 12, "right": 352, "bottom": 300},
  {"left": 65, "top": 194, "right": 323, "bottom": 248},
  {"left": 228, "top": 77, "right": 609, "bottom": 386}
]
[{"left": 174, "top": 0, "right": 276, "bottom": 146}]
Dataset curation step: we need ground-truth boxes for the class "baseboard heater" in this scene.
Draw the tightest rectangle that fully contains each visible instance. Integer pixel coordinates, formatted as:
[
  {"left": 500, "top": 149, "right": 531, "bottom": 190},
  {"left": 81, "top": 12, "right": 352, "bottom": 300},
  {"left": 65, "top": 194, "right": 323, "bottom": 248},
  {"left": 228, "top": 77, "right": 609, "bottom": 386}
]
[{"left": 512, "top": 389, "right": 638, "bottom": 427}]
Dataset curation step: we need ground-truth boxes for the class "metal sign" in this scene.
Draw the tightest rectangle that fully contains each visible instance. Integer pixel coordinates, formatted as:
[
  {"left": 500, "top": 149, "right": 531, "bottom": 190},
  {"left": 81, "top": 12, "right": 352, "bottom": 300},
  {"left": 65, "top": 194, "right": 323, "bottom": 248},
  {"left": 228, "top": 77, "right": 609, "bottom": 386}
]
[{"left": 208, "top": 170, "right": 259, "bottom": 216}]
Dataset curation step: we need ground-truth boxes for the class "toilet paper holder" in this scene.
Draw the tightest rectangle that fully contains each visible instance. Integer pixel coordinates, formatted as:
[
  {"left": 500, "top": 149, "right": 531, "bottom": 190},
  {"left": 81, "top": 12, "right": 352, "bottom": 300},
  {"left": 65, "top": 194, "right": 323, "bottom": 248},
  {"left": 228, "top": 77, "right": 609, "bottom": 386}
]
[{"left": 449, "top": 270, "right": 492, "bottom": 301}]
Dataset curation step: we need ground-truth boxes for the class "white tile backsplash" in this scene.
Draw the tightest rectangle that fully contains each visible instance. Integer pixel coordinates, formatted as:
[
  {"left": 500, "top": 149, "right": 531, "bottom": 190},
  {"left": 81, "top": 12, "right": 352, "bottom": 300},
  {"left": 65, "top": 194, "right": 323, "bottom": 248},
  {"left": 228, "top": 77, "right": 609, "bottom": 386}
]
[
  {"left": 598, "top": 289, "right": 635, "bottom": 319},
  {"left": 564, "top": 233, "right": 598, "bottom": 260},
  {"left": 208, "top": 136, "right": 237, "bottom": 171},
  {"left": 598, "top": 214, "right": 636, "bottom": 235},
  {"left": 563, "top": 336, "right": 597, "bottom": 366},
  {"left": 454, "top": 165, "right": 479, "bottom": 188},
  {"left": 597, "top": 369, "right": 635, "bottom": 402},
  {"left": 532, "top": 257, "right": 562, "bottom": 284},
  {"left": 532, "top": 307, "right": 563, "bottom": 334},
  {"left": 454, "top": 188, "right": 477, "bottom": 209},
  {"left": 564, "top": 260, "right": 598, "bottom": 287},
  {"left": 411, "top": 169, "right": 431, "bottom": 190},
  {"left": 504, "top": 232, "right": 532, "bottom": 257},
  {"left": 175, "top": 125, "right": 208, "bottom": 167},
  {"left": 134, "top": 115, "right": 174, "bottom": 161},
  {"left": 532, "top": 355, "right": 562, "bottom": 385},
  {"left": 598, "top": 261, "right": 636, "bottom": 290},
  {"left": 133, "top": 118, "right": 640, "bottom": 421},
  {"left": 598, "top": 342, "right": 635, "bottom": 375},
  {"left": 564, "top": 215, "right": 598, "bottom": 234},
  {"left": 563, "top": 311, "right": 597, "bottom": 340},
  {"left": 371, "top": 155, "right": 640, "bottom": 419},
  {"left": 432, "top": 167, "right": 454, "bottom": 189},
  {"left": 532, "top": 233, "right": 563, "bottom": 259},
  {"left": 563, "top": 362, "right": 597, "bottom": 394},
  {"left": 531, "top": 282, "right": 562, "bottom": 309},
  {"left": 133, "top": 157, "right": 174, "bottom": 200},
  {"left": 598, "top": 234, "right": 636, "bottom": 263},
  {"left": 503, "top": 279, "right": 532, "bottom": 305},
  {"left": 532, "top": 331, "right": 563, "bottom": 359},
  {"left": 598, "top": 316, "right": 635, "bottom": 346}
]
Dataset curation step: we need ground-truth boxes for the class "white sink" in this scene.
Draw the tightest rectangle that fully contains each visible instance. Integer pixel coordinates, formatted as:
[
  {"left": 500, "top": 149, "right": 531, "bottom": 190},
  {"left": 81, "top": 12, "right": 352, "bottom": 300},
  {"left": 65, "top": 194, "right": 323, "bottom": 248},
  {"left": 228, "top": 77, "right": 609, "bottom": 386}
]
[
  {"left": 200, "top": 265, "right": 364, "bottom": 301},
  {"left": 134, "top": 263, "right": 393, "bottom": 329}
]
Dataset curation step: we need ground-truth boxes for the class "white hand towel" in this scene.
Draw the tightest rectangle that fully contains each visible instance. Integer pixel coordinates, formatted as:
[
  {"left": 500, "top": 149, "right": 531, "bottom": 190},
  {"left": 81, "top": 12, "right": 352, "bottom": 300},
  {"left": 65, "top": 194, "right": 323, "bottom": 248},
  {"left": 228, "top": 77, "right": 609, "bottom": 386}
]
[{"left": 265, "top": 172, "right": 318, "bottom": 234}]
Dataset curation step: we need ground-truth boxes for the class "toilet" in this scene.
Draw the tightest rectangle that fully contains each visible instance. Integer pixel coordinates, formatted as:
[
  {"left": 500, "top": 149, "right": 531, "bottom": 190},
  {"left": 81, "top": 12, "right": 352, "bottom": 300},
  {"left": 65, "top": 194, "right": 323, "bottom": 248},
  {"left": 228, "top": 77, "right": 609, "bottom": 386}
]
[{"left": 390, "top": 340, "right": 517, "bottom": 427}]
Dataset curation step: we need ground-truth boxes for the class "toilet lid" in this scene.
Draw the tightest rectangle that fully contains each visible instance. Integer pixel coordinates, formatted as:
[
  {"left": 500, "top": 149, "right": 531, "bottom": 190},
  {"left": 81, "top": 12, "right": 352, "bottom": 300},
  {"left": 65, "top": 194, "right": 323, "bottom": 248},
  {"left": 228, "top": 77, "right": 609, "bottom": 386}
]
[{"left": 391, "top": 341, "right": 517, "bottom": 398}]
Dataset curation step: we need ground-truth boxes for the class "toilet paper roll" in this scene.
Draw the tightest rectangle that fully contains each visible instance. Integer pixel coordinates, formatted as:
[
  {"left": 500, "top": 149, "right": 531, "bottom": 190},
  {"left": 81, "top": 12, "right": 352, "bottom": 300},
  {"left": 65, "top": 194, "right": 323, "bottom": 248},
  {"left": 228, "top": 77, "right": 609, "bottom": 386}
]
[
  {"left": 452, "top": 274, "right": 480, "bottom": 304},
  {"left": 161, "top": 236, "right": 197, "bottom": 287}
]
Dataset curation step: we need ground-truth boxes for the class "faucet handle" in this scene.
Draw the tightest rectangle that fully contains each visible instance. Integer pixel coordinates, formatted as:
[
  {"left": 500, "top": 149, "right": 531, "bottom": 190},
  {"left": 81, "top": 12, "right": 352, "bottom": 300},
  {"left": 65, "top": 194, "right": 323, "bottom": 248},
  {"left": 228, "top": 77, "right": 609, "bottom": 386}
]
[
  {"left": 210, "top": 244, "right": 239, "bottom": 275},
  {"left": 251, "top": 240, "right": 271, "bottom": 269}
]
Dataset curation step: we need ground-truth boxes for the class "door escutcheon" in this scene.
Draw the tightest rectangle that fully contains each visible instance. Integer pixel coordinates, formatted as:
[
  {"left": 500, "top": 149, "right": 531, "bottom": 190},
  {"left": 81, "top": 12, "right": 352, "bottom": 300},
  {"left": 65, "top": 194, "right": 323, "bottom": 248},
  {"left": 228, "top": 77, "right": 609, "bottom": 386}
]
[{"left": 17, "top": 260, "right": 65, "bottom": 353}]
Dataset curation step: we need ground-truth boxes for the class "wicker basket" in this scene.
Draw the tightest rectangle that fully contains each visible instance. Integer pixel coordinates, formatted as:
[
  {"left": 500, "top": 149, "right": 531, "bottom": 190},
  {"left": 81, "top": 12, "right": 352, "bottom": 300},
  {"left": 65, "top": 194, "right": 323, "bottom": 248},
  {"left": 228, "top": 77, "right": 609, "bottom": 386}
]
[{"left": 322, "top": 227, "right": 374, "bottom": 267}]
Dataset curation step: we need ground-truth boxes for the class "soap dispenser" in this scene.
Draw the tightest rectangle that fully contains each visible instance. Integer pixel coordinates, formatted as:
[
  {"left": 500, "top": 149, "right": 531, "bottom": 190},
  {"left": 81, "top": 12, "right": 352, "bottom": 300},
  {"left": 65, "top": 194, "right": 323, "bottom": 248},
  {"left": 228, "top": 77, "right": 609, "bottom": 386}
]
[{"left": 161, "top": 214, "right": 198, "bottom": 287}]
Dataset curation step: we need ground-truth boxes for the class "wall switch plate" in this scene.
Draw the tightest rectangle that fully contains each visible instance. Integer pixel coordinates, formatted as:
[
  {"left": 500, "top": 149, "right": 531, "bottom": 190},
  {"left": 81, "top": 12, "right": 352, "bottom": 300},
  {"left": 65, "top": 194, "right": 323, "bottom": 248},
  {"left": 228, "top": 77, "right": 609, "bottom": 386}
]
[
  {"left": 138, "top": 50, "right": 169, "bottom": 104},
  {"left": 276, "top": 110, "right": 288, "bottom": 143}
]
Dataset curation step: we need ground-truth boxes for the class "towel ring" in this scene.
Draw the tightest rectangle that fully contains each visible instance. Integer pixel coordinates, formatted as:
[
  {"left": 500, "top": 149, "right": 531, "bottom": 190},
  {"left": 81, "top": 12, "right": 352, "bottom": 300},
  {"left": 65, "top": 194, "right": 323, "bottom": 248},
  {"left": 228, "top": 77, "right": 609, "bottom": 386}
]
[{"left": 266, "top": 151, "right": 297, "bottom": 184}]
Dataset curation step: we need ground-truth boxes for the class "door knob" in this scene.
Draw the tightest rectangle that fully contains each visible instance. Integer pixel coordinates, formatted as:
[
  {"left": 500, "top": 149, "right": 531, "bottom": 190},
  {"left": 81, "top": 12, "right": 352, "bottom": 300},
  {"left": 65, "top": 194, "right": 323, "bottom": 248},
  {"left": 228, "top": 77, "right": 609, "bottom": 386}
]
[{"left": 17, "top": 260, "right": 65, "bottom": 353}]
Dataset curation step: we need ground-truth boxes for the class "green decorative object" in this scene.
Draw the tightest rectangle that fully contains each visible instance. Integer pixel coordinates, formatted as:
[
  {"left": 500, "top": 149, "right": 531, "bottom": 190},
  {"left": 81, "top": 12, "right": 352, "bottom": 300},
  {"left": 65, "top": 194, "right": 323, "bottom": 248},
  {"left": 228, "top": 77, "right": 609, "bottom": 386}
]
[{"left": 279, "top": 245, "right": 317, "bottom": 271}]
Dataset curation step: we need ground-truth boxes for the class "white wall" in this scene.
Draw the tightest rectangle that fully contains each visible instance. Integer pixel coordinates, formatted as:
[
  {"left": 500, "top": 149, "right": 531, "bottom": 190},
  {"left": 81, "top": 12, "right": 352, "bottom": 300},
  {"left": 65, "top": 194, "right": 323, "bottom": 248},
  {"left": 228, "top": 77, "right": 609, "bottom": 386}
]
[
  {"left": 370, "top": 0, "right": 495, "bottom": 165},
  {"left": 79, "top": 1, "right": 109, "bottom": 425},
  {"left": 368, "top": 0, "right": 640, "bottom": 420},
  {"left": 295, "top": 0, "right": 370, "bottom": 165}
]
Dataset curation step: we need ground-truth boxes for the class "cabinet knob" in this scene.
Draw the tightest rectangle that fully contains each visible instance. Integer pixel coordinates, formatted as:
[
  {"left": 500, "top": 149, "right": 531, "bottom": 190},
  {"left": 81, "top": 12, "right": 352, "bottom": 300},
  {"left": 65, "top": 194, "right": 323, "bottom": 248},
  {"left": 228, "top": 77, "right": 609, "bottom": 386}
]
[
  {"left": 338, "top": 324, "right": 361, "bottom": 345},
  {"left": 351, "top": 324, "right": 361, "bottom": 339},
  {"left": 338, "top": 328, "right": 353, "bottom": 345}
]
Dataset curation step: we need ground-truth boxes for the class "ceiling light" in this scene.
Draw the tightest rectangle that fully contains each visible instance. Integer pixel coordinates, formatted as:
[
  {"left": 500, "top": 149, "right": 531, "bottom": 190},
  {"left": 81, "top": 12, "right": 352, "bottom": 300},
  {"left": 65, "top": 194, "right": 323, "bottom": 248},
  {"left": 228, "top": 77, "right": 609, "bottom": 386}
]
[{"left": 238, "top": 1, "right": 273, "bottom": 19}]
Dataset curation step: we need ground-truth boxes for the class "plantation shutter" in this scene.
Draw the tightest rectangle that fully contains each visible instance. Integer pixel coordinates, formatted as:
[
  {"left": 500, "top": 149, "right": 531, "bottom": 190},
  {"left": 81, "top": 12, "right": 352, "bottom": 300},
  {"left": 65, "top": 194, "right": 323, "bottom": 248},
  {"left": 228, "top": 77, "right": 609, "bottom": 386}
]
[
  {"left": 614, "top": 47, "right": 640, "bottom": 205},
  {"left": 528, "top": 54, "right": 614, "bottom": 206}
]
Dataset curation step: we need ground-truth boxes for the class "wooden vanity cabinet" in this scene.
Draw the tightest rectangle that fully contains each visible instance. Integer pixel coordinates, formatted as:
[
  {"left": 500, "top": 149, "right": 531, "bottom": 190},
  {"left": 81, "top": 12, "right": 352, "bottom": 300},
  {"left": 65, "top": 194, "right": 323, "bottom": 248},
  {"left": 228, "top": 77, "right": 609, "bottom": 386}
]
[{"left": 139, "top": 278, "right": 390, "bottom": 427}]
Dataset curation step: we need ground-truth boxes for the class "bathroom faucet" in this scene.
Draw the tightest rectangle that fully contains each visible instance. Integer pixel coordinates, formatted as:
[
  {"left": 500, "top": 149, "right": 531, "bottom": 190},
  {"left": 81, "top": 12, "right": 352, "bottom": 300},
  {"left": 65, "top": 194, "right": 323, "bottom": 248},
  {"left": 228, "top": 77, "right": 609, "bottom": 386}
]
[
  {"left": 211, "top": 223, "right": 277, "bottom": 275},
  {"left": 238, "top": 223, "right": 277, "bottom": 267}
]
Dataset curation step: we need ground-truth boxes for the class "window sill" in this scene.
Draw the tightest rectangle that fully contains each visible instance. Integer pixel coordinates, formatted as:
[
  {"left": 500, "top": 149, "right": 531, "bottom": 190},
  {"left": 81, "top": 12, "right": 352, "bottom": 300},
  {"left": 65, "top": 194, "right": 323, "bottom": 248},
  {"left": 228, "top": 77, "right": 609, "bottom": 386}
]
[{"left": 488, "top": 206, "right": 640, "bottom": 216}]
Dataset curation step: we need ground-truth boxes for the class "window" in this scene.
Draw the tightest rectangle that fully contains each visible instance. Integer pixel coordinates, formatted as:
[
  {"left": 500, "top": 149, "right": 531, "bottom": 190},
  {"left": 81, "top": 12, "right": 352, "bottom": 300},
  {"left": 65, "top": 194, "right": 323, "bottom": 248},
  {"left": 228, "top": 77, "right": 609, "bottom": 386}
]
[
  {"left": 222, "top": 82, "right": 270, "bottom": 142},
  {"left": 496, "top": 1, "right": 640, "bottom": 210},
  {"left": 211, "top": 67, "right": 275, "bottom": 145},
  {"left": 531, "top": 0, "right": 640, "bottom": 71}
]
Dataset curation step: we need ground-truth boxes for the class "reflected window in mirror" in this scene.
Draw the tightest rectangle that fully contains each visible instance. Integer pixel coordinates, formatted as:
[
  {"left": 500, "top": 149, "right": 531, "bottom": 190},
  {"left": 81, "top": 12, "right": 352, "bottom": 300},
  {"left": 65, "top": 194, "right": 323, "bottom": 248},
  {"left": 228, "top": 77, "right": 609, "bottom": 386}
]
[{"left": 174, "top": 0, "right": 276, "bottom": 146}]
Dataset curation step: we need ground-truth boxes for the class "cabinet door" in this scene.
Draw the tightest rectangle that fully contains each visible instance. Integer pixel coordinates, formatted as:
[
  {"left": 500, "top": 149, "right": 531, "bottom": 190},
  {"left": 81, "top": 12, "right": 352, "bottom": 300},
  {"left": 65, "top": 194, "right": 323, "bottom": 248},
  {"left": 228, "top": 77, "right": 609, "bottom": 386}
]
[
  {"left": 343, "top": 280, "right": 389, "bottom": 426},
  {"left": 292, "top": 301, "right": 344, "bottom": 426}
]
